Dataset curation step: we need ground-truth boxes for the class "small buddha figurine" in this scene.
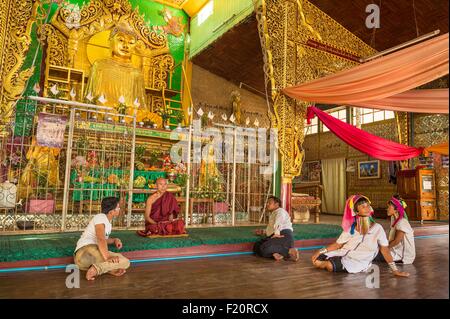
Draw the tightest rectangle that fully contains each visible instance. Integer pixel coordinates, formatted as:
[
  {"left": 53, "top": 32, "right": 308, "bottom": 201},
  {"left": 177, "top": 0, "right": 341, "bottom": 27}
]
[
  {"left": 199, "top": 144, "right": 222, "bottom": 188},
  {"left": 17, "top": 137, "right": 60, "bottom": 199},
  {"left": 86, "top": 22, "right": 159, "bottom": 121},
  {"left": 230, "top": 90, "right": 242, "bottom": 125}
]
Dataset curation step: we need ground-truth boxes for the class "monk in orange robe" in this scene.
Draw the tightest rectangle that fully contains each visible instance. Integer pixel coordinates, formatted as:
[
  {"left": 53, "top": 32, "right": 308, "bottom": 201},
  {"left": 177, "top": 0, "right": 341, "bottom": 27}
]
[{"left": 137, "top": 178, "right": 186, "bottom": 236}]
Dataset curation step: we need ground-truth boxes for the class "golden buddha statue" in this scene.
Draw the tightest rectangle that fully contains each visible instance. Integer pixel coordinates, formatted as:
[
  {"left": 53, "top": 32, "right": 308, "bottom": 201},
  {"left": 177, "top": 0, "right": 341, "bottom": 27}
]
[
  {"left": 199, "top": 144, "right": 222, "bottom": 188},
  {"left": 86, "top": 22, "right": 144, "bottom": 108},
  {"left": 231, "top": 90, "right": 242, "bottom": 125},
  {"left": 17, "top": 137, "right": 60, "bottom": 199},
  {"left": 86, "top": 22, "right": 162, "bottom": 126}
]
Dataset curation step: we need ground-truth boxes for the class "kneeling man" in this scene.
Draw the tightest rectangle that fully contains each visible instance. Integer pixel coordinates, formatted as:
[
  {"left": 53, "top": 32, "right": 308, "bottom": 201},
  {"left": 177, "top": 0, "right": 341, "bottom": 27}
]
[
  {"left": 137, "top": 177, "right": 186, "bottom": 236},
  {"left": 253, "top": 196, "right": 299, "bottom": 261}
]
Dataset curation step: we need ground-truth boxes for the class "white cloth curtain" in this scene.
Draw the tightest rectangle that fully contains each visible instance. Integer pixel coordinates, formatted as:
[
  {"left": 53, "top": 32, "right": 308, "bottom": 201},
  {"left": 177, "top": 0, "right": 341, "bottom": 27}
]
[{"left": 321, "top": 158, "right": 347, "bottom": 215}]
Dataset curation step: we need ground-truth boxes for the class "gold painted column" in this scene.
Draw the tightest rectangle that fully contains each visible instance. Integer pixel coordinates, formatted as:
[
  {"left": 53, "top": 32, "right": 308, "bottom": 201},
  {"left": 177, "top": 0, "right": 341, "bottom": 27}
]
[
  {"left": 395, "top": 111, "right": 410, "bottom": 169},
  {"left": 0, "top": 0, "right": 37, "bottom": 136},
  {"left": 181, "top": 58, "right": 193, "bottom": 125},
  {"left": 255, "top": 0, "right": 377, "bottom": 216}
]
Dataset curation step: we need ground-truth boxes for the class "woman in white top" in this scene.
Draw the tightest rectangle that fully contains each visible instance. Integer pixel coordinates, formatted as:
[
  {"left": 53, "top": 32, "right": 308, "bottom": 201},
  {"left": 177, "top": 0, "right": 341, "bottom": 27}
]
[
  {"left": 311, "top": 194, "right": 409, "bottom": 277},
  {"left": 375, "top": 195, "right": 415, "bottom": 264}
]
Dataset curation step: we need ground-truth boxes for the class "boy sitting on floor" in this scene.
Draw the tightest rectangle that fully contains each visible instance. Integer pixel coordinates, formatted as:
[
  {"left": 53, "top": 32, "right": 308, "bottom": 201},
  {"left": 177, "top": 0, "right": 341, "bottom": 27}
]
[
  {"left": 253, "top": 196, "right": 299, "bottom": 262},
  {"left": 311, "top": 194, "right": 409, "bottom": 277},
  {"left": 74, "top": 197, "right": 130, "bottom": 281}
]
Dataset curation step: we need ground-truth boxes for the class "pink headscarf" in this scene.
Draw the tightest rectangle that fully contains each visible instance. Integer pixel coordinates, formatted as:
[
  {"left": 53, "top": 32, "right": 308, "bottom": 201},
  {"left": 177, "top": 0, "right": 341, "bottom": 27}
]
[
  {"left": 342, "top": 194, "right": 373, "bottom": 233},
  {"left": 389, "top": 196, "right": 407, "bottom": 227}
]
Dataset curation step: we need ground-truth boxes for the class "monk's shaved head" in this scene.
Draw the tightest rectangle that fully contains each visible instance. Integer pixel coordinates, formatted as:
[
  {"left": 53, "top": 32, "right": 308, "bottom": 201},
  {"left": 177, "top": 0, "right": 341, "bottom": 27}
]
[
  {"left": 155, "top": 177, "right": 168, "bottom": 193},
  {"left": 156, "top": 177, "right": 167, "bottom": 184}
]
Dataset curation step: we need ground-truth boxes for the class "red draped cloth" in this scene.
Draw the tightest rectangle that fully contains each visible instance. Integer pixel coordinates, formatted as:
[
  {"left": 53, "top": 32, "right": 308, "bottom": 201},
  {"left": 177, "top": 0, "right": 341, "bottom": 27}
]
[
  {"left": 137, "top": 192, "right": 186, "bottom": 237},
  {"left": 306, "top": 106, "right": 424, "bottom": 161}
]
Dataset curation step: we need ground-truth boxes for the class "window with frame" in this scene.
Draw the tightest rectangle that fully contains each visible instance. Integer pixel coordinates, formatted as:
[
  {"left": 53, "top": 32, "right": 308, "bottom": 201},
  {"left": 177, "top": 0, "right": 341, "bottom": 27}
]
[
  {"left": 197, "top": 0, "right": 214, "bottom": 26},
  {"left": 304, "top": 117, "right": 318, "bottom": 135},
  {"left": 352, "top": 108, "right": 395, "bottom": 125},
  {"left": 322, "top": 108, "right": 347, "bottom": 132}
]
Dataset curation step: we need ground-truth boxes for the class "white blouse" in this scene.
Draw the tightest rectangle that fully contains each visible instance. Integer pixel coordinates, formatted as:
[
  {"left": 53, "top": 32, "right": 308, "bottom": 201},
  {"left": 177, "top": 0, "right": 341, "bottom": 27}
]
[
  {"left": 389, "top": 218, "right": 416, "bottom": 264},
  {"left": 326, "top": 223, "right": 389, "bottom": 273}
]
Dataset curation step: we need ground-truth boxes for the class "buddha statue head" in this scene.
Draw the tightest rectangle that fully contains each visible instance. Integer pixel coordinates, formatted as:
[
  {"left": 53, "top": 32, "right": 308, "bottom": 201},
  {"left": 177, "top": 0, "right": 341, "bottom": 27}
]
[{"left": 109, "top": 22, "right": 137, "bottom": 62}]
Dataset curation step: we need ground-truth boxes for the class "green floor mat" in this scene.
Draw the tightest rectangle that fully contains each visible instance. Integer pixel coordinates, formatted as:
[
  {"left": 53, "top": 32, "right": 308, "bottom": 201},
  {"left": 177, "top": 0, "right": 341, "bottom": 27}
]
[{"left": 0, "top": 224, "right": 342, "bottom": 263}]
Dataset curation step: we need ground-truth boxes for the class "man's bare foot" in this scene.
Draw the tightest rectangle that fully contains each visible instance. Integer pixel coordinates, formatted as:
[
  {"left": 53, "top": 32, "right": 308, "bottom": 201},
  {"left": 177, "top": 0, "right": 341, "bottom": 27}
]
[
  {"left": 313, "top": 259, "right": 333, "bottom": 272},
  {"left": 109, "top": 269, "right": 126, "bottom": 277},
  {"left": 288, "top": 248, "right": 299, "bottom": 262},
  {"left": 86, "top": 265, "right": 98, "bottom": 281},
  {"left": 273, "top": 253, "right": 284, "bottom": 261}
]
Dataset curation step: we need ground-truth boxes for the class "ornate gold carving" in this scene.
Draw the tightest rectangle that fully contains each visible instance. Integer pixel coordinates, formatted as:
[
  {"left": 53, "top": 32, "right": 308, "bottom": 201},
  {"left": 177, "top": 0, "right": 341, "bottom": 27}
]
[
  {"left": 40, "top": 24, "right": 68, "bottom": 66},
  {"left": 413, "top": 114, "right": 449, "bottom": 146},
  {"left": 395, "top": 111, "right": 409, "bottom": 168},
  {"left": 0, "top": 0, "right": 37, "bottom": 135},
  {"left": 296, "top": 0, "right": 322, "bottom": 41},
  {"left": 255, "top": 0, "right": 376, "bottom": 180},
  {"left": 40, "top": 0, "right": 174, "bottom": 112}
]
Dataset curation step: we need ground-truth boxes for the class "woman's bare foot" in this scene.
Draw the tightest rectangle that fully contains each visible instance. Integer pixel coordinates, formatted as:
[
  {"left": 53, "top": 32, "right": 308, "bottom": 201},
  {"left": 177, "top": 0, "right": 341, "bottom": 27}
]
[
  {"left": 272, "top": 253, "right": 284, "bottom": 261},
  {"left": 86, "top": 265, "right": 98, "bottom": 281},
  {"left": 109, "top": 269, "right": 126, "bottom": 277},
  {"left": 288, "top": 248, "right": 299, "bottom": 262}
]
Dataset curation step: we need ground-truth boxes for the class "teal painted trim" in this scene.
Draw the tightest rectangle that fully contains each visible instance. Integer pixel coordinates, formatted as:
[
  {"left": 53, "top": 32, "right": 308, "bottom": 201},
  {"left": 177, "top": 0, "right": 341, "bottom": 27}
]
[
  {"left": 0, "top": 265, "right": 67, "bottom": 273},
  {"left": 415, "top": 234, "right": 449, "bottom": 239},
  {"left": 0, "top": 233, "right": 447, "bottom": 273}
]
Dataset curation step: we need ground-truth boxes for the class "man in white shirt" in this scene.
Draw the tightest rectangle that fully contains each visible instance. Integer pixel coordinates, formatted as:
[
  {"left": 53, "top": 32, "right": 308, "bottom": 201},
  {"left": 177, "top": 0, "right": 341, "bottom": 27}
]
[
  {"left": 74, "top": 197, "right": 130, "bottom": 281},
  {"left": 310, "top": 194, "right": 409, "bottom": 277},
  {"left": 253, "top": 196, "right": 299, "bottom": 261}
]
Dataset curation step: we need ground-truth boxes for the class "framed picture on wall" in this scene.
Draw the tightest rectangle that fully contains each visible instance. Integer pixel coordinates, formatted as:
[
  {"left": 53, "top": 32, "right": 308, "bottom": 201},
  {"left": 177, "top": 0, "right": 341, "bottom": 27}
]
[
  {"left": 358, "top": 160, "right": 380, "bottom": 179},
  {"left": 297, "top": 161, "right": 321, "bottom": 183}
]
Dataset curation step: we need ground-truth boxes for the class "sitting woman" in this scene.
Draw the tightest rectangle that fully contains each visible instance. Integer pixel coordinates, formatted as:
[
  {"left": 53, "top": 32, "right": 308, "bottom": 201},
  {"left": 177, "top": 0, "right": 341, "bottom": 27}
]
[
  {"left": 311, "top": 194, "right": 409, "bottom": 277},
  {"left": 374, "top": 195, "right": 415, "bottom": 264}
]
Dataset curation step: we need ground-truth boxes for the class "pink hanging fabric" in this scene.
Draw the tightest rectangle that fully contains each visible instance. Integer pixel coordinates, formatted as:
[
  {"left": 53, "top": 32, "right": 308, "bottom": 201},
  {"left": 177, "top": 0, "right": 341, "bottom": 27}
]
[
  {"left": 283, "top": 33, "right": 449, "bottom": 114},
  {"left": 355, "top": 89, "right": 448, "bottom": 114},
  {"left": 306, "top": 106, "right": 424, "bottom": 160}
]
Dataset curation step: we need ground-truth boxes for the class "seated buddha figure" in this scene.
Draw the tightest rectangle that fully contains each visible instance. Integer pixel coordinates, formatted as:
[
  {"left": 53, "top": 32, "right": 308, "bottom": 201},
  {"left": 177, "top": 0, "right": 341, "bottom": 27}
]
[
  {"left": 17, "top": 137, "right": 60, "bottom": 200},
  {"left": 86, "top": 22, "right": 162, "bottom": 126},
  {"left": 199, "top": 144, "right": 222, "bottom": 188}
]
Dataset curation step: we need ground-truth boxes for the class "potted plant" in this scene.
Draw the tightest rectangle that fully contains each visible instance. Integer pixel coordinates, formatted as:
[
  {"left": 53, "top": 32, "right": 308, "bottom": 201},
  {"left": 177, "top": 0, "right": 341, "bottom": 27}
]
[
  {"left": 174, "top": 173, "right": 188, "bottom": 196},
  {"left": 157, "top": 106, "right": 173, "bottom": 130},
  {"left": 134, "top": 144, "right": 146, "bottom": 171},
  {"left": 175, "top": 111, "right": 184, "bottom": 129},
  {"left": 209, "top": 176, "right": 228, "bottom": 213},
  {"left": 192, "top": 176, "right": 229, "bottom": 215}
]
